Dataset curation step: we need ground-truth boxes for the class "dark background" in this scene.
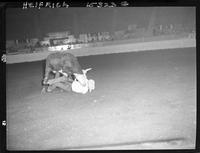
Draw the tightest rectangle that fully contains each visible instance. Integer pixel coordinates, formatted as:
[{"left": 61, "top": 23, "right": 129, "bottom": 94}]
[{"left": 6, "top": 7, "right": 195, "bottom": 40}]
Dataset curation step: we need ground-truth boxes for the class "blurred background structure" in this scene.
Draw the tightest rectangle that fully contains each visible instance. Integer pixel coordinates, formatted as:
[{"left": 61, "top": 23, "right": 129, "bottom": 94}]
[{"left": 6, "top": 7, "right": 195, "bottom": 54}]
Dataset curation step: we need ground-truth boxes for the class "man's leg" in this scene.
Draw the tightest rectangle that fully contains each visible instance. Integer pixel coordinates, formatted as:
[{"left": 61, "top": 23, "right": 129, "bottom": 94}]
[{"left": 47, "top": 71, "right": 60, "bottom": 92}]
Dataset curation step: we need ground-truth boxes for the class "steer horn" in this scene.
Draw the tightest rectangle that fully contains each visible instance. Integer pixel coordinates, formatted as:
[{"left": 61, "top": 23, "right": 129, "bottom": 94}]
[{"left": 83, "top": 68, "right": 92, "bottom": 74}]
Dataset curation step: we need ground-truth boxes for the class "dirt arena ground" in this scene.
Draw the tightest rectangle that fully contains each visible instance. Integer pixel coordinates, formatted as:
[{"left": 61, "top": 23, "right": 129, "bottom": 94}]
[{"left": 6, "top": 48, "right": 196, "bottom": 150}]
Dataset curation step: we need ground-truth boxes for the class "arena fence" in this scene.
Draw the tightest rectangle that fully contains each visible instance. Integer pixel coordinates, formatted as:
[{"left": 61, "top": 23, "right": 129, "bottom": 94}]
[{"left": 6, "top": 37, "right": 196, "bottom": 64}]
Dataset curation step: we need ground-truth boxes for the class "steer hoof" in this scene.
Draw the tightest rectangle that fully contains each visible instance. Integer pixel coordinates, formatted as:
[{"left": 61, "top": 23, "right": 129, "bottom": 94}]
[
  {"left": 47, "top": 88, "right": 53, "bottom": 92},
  {"left": 47, "top": 85, "right": 56, "bottom": 92},
  {"left": 43, "top": 81, "right": 48, "bottom": 85},
  {"left": 41, "top": 88, "right": 47, "bottom": 94},
  {"left": 42, "top": 78, "right": 48, "bottom": 85}
]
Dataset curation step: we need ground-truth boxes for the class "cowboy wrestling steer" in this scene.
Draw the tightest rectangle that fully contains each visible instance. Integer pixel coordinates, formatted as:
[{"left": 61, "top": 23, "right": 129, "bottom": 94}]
[{"left": 42, "top": 52, "right": 85, "bottom": 93}]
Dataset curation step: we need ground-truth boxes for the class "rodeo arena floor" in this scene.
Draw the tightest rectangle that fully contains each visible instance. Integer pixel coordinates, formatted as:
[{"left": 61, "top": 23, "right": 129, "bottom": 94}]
[{"left": 6, "top": 47, "right": 196, "bottom": 150}]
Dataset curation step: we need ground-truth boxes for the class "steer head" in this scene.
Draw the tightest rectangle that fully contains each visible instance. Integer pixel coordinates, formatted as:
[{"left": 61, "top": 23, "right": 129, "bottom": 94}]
[{"left": 73, "top": 68, "right": 92, "bottom": 87}]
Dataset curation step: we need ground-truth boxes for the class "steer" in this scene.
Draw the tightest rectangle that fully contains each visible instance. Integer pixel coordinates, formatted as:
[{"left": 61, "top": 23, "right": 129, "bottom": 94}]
[{"left": 42, "top": 52, "right": 85, "bottom": 93}]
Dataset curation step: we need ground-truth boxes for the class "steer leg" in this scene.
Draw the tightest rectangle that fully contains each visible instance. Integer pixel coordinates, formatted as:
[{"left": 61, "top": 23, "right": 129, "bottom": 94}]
[
  {"left": 47, "top": 76, "right": 72, "bottom": 92},
  {"left": 52, "top": 82, "right": 72, "bottom": 92}
]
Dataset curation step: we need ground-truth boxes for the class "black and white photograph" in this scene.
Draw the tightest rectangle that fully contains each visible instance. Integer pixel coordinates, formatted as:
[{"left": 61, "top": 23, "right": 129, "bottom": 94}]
[{"left": 4, "top": 3, "right": 196, "bottom": 150}]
